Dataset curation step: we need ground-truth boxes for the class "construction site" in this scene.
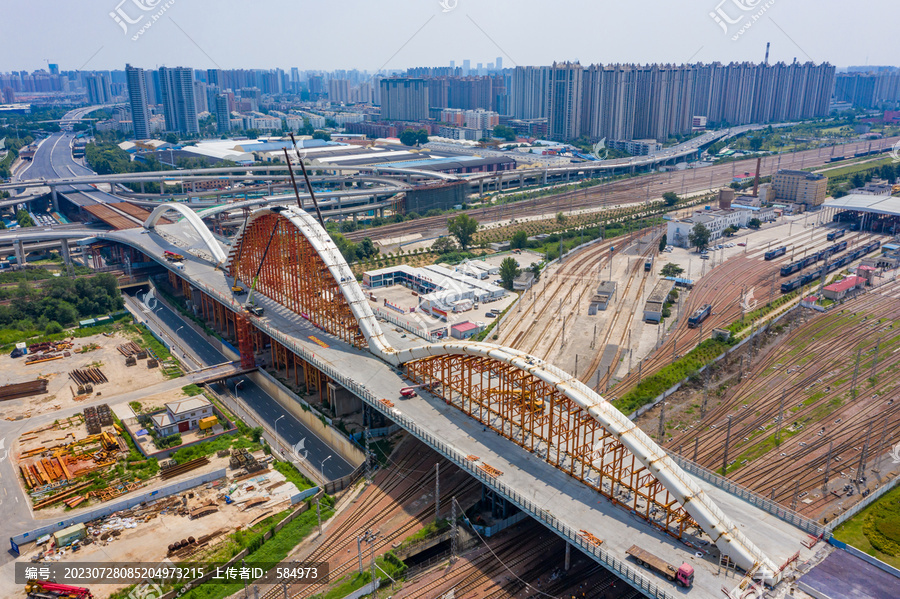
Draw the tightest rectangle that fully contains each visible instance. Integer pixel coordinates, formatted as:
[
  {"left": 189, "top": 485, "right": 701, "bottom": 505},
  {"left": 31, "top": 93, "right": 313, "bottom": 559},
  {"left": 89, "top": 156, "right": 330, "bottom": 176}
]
[{"left": 0, "top": 328, "right": 172, "bottom": 421}]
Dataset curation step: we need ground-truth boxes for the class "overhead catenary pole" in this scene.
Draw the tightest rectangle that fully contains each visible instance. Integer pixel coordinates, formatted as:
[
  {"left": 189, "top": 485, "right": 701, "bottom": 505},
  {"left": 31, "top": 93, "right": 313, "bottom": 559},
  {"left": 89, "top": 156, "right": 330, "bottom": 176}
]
[
  {"left": 822, "top": 440, "right": 833, "bottom": 494},
  {"left": 722, "top": 415, "right": 733, "bottom": 476},
  {"left": 856, "top": 422, "right": 874, "bottom": 483},
  {"left": 434, "top": 463, "right": 440, "bottom": 521}
]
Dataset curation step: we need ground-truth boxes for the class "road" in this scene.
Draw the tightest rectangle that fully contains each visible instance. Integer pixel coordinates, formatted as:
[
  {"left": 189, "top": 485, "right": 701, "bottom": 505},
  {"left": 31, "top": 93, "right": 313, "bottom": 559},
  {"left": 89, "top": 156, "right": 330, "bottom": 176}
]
[{"left": 124, "top": 288, "right": 355, "bottom": 482}]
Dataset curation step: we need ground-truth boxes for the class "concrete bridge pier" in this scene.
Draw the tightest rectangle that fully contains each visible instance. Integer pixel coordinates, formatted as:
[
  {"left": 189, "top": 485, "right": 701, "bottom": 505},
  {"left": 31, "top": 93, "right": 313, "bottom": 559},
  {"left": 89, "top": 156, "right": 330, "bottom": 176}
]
[
  {"left": 565, "top": 542, "right": 571, "bottom": 571},
  {"left": 50, "top": 186, "right": 59, "bottom": 212},
  {"left": 159, "top": 178, "right": 165, "bottom": 196},
  {"left": 13, "top": 239, "right": 26, "bottom": 266},
  {"left": 60, "top": 240, "right": 72, "bottom": 266}
]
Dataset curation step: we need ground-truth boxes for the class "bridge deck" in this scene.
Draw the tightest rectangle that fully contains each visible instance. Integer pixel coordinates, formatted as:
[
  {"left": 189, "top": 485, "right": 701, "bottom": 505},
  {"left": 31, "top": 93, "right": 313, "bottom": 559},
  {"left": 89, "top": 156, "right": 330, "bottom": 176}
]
[{"left": 108, "top": 227, "right": 818, "bottom": 599}]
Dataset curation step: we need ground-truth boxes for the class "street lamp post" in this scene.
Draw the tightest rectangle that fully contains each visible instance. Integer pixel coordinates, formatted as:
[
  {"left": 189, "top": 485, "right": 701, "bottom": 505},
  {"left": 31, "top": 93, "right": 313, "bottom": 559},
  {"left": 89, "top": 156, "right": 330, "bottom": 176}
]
[
  {"left": 275, "top": 415, "right": 285, "bottom": 455},
  {"left": 321, "top": 455, "right": 333, "bottom": 476}
]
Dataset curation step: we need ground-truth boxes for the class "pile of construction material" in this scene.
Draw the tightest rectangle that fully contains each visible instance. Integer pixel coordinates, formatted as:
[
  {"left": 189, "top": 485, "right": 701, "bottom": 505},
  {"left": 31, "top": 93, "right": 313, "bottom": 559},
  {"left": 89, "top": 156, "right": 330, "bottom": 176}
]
[
  {"left": 0, "top": 379, "right": 49, "bottom": 401},
  {"left": 69, "top": 367, "right": 108, "bottom": 386},
  {"left": 229, "top": 448, "right": 265, "bottom": 474},
  {"left": 24, "top": 341, "right": 73, "bottom": 365},
  {"left": 82, "top": 404, "right": 112, "bottom": 434},
  {"left": 160, "top": 456, "right": 210, "bottom": 481},
  {"left": 118, "top": 341, "right": 148, "bottom": 366}
]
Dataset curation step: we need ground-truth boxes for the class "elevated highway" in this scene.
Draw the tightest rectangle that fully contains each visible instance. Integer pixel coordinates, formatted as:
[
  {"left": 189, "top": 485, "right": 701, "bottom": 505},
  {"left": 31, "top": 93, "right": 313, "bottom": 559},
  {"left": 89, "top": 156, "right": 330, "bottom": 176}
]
[{"left": 58, "top": 203, "right": 829, "bottom": 599}]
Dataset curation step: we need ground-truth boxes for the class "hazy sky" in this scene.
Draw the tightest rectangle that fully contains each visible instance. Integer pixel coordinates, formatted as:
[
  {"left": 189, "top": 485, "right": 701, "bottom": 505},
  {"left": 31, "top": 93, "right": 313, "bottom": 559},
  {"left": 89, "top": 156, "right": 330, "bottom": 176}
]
[{"left": 2, "top": 0, "right": 897, "bottom": 72}]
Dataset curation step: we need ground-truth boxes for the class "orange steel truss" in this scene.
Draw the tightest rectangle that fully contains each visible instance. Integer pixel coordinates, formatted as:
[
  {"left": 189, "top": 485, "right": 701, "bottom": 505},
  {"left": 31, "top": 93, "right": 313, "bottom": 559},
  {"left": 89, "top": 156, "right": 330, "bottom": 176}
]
[
  {"left": 406, "top": 354, "right": 698, "bottom": 539},
  {"left": 228, "top": 213, "right": 366, "bottom": 349}
]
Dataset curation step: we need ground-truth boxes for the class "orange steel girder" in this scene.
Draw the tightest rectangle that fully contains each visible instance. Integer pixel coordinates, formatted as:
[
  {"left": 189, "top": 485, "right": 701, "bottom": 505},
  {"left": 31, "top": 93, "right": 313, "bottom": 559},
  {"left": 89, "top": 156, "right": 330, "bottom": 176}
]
[
  {"left": 229, "top": 213, "right": 366, "bottom": 349},
  {"left": 406, "top": 354, "right": 697, "bottom": 539}
]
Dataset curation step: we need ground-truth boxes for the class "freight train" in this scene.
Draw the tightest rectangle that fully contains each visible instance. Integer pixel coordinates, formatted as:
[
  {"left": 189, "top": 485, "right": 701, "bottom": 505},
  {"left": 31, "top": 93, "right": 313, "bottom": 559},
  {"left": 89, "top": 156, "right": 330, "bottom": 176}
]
[
  {"left": 764, "top": 246, "right": 787, "bottom": 260},
  {"left": 687, "top": 304, "right": 712, "bottom": 328},
  {"left": 780, "top": 241, "right": 848, "bottom": 277},
  {"left": 826, "top": 229, "right": 846, "bottom": 242},
  {"left": 781, "top": 240, "right": 881, "bottom": 293}
]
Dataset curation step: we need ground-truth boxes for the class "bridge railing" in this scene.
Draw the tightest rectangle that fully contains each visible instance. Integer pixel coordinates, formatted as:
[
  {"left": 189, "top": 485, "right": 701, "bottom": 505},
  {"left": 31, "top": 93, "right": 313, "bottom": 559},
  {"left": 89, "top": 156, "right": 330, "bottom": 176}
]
[
  {"left": 252, "top": 326, "right": 672, "bottom": 598},
  {"left": 669, "top": 454, "right": 827, "bottom": 538}
]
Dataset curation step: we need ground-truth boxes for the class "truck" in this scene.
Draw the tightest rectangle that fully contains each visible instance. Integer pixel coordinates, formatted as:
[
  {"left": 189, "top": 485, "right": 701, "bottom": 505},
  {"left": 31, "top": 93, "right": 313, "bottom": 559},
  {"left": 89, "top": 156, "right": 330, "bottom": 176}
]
[
  {"left": 25, "top": 580, "right": 94, "bottom": 598},
  {"left": 163, "top": 250, "right": 184, "bottom": 261},
  {"left": 625, "top": 545, "right": 694, "bottom": 587}
]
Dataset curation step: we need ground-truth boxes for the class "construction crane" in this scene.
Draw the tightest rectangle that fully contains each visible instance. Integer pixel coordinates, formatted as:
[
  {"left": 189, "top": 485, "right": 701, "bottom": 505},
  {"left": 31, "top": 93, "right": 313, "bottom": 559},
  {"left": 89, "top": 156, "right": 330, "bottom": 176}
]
[{"left": 487, "top": 389, "right": 545, "bottom": 412}]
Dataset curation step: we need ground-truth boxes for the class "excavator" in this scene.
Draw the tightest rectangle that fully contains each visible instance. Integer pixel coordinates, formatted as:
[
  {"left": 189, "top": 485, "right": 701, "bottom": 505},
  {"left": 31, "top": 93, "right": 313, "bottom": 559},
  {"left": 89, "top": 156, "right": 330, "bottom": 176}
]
[{"left": 487, "top": 389, "right": 545, "bottom": 412}]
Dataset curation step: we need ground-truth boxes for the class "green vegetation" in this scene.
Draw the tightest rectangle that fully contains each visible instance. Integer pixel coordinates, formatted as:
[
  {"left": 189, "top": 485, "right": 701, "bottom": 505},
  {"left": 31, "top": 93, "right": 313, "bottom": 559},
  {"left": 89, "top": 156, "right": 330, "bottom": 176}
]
[
  {"left": 834, "top": 484, "right": 900, "bottom": 569},
  {"left": 493, "top": 124, "right": 517, "bottom": 141},
  {"left": 498, "top": 257, "right": 521, "bottom": 290},
  {"left": 822, "top": 158, "right": 899, "bottom": 197},
  {"left": 448, "top": 213, "right": 479, "bottom": 250},
  {"left": 688, "top": 222, "right": 711, "bottom": 252},
  {"left": 15, "top": 209, "right": 34, "bottom": 227},
  {"left": 399, "top": 128, "right": 429, "bottom": 146},
  {"left": 660, "top": 263, "right": 684, "bottom": 278},
  {"left": 662, "top": 191, "right": 679, "bottom": 206},
  {"left": 308, "top": 552, "right": 406, "bottom": 599},
  {"left": 0, "top": 273, "right": 123, "bottom": 331},
  {"left": 272, "top": 460, "right": 315, "bottom": 492},
  {"left": 182, "top": 384, "right": 204, "bottom": 396},
  {"left": 613, "top": 338, "right": 733, "bottom": 416}
]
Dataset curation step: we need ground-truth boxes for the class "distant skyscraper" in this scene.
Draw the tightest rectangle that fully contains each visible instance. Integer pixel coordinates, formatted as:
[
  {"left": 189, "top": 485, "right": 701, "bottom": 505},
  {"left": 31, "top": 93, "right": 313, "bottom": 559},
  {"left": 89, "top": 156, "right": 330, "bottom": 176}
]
[
  {"left": 329, "top": 79, "right": 351, "bottom": 104},
  {"left": 215, "top": 94, "right": 231, "bottom": 133},
  {"left": 207, "top": 68, "right": 220, "bottom": 88},
  {"left": 48, "top": 63, "right": 59, "bottom": 76},
  {"left": 159, "top": 66, "right": 199, "bottom": 134},
  {"left": 462, "top": 60, "right": 471, "bottom": 76},
  {"left": 496, "top": 57, "right": 502, "bottom": 70},
  {"left": 193, "top": 80, "right": 208, "bottom": 114},
  {"left": 85, "top": 74, "right": 110, "bottom": 104},
  {"left": 380, "top": 78, "right": 429, "bottom": 121},
  {"left": 2, "top": 87, "right": 15, "bottom": 103},
  {"left": 450, "top": 60, "right": 455, "bottom": 69},
  {"left": 125, "top": 64, "right": 151, "bottom": 139}
]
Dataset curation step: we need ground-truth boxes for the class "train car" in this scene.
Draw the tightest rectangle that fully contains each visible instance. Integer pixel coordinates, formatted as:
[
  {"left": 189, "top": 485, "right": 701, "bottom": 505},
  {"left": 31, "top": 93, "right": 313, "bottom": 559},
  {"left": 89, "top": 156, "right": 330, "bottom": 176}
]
[
  {"left": 866, "top": 240, "right": 882, "bottom": 253},
  {"left": 836, "top": 240, "right": 848, "bottom": 252},
  {"left": 687, "top": 304, "right": 712, "bottom": 329},
  {"left": 829, "top": 156, "right": 845, "bottom": 163},
  {"left": 781, "top": 279, "right": 802, "bottom": 293},
  {"left": 764, "top": 246, "right": 787, "bottom": 260},
  {"left": 780, "top": 262, "right": 801, "bottom": 277},
  {"left": 826, "top": 229, "right": 846, "bottom": 241}
]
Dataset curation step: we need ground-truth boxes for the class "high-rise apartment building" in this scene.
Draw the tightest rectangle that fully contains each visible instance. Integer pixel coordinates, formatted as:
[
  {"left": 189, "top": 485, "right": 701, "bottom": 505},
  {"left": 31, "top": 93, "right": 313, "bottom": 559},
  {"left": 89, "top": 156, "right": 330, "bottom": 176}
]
[
  {"left": 215, "top": 94, "right": 231, "bottom": 133},
  {"left": 328, "top": 79, "right": 351, "bottom": 104},
  {"left": 547, "top": 62, "right": 583, "bottom": 142},
  {"left": 380, "top": 78, "right": 429, "bottom": 121},
  {"left": 159, "top": 66, "right": 199, "bottom": 134},
  {"left": 85, "top": 74, "right": 111, "bottom": 104},
  {"left": 125, "top": 64, "right": 151, "bottom": 140}
]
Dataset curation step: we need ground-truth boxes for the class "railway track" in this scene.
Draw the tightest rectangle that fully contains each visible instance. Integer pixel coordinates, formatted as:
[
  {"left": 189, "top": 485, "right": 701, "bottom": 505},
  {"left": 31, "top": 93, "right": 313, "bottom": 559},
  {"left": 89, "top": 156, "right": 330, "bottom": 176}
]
[
  {"left": 345, "top": 139, "right": 898, "bottom": 244},
  {"left": 667, "top": 288, "right": 900, "bottom": 511}
]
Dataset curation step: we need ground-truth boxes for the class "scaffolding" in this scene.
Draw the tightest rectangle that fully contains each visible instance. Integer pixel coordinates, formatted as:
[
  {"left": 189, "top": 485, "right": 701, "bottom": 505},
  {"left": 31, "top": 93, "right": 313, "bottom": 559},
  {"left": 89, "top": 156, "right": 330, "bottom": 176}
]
[
  {"left": 227, "top": 212, "right": 367, "bottom": 349},
  {"left": 406, "top": 354, "right": 697, "bottom": 540}
]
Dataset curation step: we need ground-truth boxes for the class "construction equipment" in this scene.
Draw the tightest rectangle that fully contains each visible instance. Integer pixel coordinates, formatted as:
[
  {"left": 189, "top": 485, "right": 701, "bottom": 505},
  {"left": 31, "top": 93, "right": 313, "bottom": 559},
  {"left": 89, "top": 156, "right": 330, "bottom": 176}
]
[
  {"left": 234, "top": 206, "right": 287, "bottom": 315},
  {"left": 231, "top": 285, "right": 246, "bottom": 295},
  {"left": 487, "top": 389, "right": 545, "bottom": 412},
  {"left": 25, "top": 580, "right": 93, "bottom": 598},
  {"left": 626, "top": 545, "right": 694, "bottom": 587},
  {"left": 163, "top": 250, "right": 184, "bottom": 261}
]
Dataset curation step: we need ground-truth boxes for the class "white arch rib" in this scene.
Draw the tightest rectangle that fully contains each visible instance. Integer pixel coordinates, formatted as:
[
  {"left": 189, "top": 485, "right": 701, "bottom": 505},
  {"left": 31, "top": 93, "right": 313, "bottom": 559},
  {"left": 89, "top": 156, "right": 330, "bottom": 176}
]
[
  {"left": 393, "top": 341, "right": 779, "bottom": 584},
  {"left": 144, "top": 202, "right": 228, "bottom": 265},
  {"left": 229, "top": 206, "right": 394, "bottom": 358}
]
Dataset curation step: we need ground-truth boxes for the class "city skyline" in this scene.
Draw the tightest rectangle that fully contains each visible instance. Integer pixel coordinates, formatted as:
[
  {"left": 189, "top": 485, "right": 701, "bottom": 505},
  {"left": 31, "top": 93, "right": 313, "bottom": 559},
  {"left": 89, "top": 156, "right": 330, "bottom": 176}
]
[{"left": 1, "top": 0, "right": 898, "bottom": 73}]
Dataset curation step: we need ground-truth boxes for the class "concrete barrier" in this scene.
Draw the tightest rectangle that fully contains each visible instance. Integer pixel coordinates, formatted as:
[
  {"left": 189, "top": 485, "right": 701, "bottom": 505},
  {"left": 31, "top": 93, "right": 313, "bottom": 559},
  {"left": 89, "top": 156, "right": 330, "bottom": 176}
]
[{"left": 249, "top": 369, "right": 365, "bottom": 467}]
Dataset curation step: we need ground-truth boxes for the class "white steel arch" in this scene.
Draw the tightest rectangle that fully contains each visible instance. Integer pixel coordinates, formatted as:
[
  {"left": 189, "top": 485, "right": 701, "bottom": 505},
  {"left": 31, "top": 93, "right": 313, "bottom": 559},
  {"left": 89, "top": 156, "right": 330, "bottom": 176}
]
[
  {"left": 144, "top": 202, "right": 228, "bottom": 265},
  {"left": 393, "top": 341, "right": 780, "bottom": 583},
  {"left": 230, "top": 206, "right": 395, "bottom": 358}
]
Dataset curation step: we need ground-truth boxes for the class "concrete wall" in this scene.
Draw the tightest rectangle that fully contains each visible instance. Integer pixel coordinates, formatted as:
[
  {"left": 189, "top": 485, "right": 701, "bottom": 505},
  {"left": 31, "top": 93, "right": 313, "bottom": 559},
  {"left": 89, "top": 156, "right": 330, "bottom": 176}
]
[
  {"left": 11, "top": 468, "right": 227, "bottom": 547},
  {"left": 249, "top": 369, "right": 365, "bottom": 467}
]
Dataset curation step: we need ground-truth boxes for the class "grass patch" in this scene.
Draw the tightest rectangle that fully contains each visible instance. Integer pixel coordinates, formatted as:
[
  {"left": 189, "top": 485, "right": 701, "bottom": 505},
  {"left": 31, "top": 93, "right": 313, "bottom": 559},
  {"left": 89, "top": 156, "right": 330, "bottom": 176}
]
[
  {"left": 273, "top": 460, "right": 315, "bottom": 492},
  {"left": 182, "top": 384, "right": 203, "bottom": 396},
  {"left": 834, "top": 484, "right": 900, "bottom": 569},
  {"left": 613, "top": 338, "right": 733, "bottom": 415}
]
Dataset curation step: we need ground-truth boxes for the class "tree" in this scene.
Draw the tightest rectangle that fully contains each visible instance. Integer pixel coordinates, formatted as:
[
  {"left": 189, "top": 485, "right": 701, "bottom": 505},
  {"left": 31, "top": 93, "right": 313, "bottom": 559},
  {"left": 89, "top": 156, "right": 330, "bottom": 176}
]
[
  {"left": 748, "top": 218, "right": 761, "bottom": 229},
  {"left": 447, "top": 214, "right": 479, "bottom": 250},
  {"left": 662, "top": 191, "right": 679, "bottom": 207},
  {"left": 658, "top": 234, "right": 667, "bottom": 252},
  {"left": 431, "top": 236, "right": 458, "bottom": 254},
  {"left": 688, "top": 222, "right": 711, "bottom": 252},
  {"left": 15, "top": 209, "right": 34, "bottom": 227},
  {"left": 499, "top": 257, "right": 521, "bottom": 290},
  {"left": 357, "top": 238, "right": 379, "bottom": 260},
  {"left": 312, "top": 130, "right": 331, "bottom": 141},
  {"left": 530, "top": 262, "right": 542, "bottom": 283},
  {"left": 556, "top": 212, "right": 566, "bottom": 224},
  {"left": 165, "top": 133, "right": 178, "bottom": 144},
  {"left": 416, "top": 129, "right": 429, "bottom": 145},
  {"left": 723, "top": 225, "right": 738, "bottom": 237},
  {"left": 510, "top": 230, "right": 528, "bottom": 249},
  {"left": 748, "top": 136, "right": 764, "bottom": 151},
  {"left": 399, "top": 129, "right": 419, "bottom": 147},
  {"left": 493, "top": 124, "right": 517, "bottom": 142},
  {"left": 660, "top": 263, "right": 684, "bottom": 278}
]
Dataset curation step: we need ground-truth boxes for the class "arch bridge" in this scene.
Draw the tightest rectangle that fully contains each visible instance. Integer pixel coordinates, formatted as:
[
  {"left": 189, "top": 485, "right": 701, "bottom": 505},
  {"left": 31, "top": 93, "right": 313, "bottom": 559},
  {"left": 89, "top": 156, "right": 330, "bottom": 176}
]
[{"left": 220, "top": 204, "right": 780, "bottom": 584}]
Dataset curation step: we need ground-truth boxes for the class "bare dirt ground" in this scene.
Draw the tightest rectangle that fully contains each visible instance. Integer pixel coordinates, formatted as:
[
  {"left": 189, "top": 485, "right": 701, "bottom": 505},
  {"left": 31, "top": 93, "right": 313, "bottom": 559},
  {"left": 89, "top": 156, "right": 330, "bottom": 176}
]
[{"left": 0, "top": 330, "right": 168, "bottom": 421}]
